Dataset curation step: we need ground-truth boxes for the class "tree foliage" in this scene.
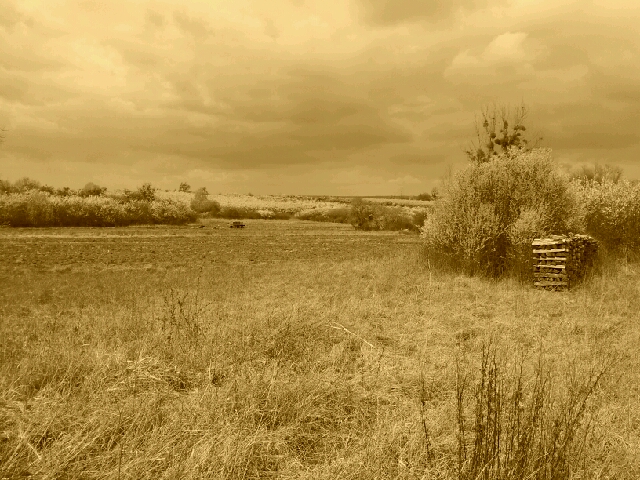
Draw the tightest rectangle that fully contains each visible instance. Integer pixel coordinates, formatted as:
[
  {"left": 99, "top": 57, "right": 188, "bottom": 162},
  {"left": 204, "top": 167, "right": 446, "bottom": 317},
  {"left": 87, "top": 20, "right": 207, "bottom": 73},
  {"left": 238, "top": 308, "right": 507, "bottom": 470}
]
[
  {"left": 13, "top": 177, "right": 42, "bottom": 192},
  {"left": 79, "top": 182, "right": 107, "bottom": 197},
  {"left": 465, "top": 103, "right": 539, "bottom": 163},
  {"left": 190, "top": 187, "right": 220, "bottom": 215},
  {"left": 569, "top": 164, "right": 623, "bottom": 185}
]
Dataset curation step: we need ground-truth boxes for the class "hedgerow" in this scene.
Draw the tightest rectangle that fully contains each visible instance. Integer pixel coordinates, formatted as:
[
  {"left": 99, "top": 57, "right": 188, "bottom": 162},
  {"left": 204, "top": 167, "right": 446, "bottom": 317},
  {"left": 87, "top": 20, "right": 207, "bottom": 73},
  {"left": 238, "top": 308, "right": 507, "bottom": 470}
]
[{"left": 0, "top": 192, "right": 196, "bottom": 227}]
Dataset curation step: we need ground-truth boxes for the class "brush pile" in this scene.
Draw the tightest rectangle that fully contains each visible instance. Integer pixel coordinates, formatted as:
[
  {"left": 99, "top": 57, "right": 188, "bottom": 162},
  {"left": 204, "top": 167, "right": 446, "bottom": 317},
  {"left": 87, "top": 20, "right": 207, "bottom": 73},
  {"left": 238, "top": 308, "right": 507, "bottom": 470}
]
[{"left": 532, "top": 234, "right": 598, "bottom": 290}]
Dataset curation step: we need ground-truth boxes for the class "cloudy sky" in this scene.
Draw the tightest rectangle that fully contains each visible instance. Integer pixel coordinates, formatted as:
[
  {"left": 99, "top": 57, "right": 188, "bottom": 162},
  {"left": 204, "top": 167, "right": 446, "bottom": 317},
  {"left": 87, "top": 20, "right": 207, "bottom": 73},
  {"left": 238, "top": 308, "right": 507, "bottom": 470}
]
[{"left": 1, "top": 0, "right": 639, "bottom": 195}]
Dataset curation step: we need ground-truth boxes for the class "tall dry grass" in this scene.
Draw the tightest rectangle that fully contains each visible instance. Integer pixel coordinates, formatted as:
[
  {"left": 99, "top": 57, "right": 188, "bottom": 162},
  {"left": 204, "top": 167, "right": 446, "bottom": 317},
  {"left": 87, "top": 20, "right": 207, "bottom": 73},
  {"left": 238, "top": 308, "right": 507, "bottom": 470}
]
[{"left": 1, "top": 231, "right": 639, "bottom": 479}]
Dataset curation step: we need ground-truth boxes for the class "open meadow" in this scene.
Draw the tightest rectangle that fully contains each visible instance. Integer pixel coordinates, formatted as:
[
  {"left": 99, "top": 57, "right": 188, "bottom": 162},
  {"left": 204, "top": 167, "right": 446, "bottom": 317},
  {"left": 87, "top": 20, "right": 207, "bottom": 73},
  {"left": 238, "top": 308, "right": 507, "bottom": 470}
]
[{"left": 2, "top": 220, "right": 640, "bottom": 479}]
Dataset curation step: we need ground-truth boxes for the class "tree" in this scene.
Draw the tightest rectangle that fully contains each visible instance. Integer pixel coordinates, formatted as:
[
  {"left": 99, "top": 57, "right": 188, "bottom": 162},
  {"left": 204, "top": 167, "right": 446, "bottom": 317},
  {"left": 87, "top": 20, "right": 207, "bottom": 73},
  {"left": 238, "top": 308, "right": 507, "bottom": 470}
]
[
  {"left": 56, "top": 186, "right": 74, "bottom": 197},
  {"left": 13, "top": 177, "right": 41, "bottom": 192},
  {"left": 190, "top": 187, "right": 220, "bottom": 214},
  {"left": 465, "top": 103, "right": 540, "bottom": 163},
  {"left": 179, "top": 182, "right": 191, "bottom": 193},
  {"left": 570, "top": 163, "right": 623, "bottom": 185},
  {"left": 349, "top": 198, "right": 376, "bottom": 230},
  {"left": 79, "top": 182, "right": 106, "bottom": 197},
  {"left": 0, "top": 179, "right": 11, "bottom": 194},
  {"left": 137, "top": 183, "right": 156, "bottom": 202}
]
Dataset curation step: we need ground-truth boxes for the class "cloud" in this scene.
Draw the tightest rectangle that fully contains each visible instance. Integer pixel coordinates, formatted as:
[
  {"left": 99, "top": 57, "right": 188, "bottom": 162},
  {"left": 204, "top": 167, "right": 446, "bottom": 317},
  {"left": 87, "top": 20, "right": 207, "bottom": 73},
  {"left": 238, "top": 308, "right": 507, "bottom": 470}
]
[
  {"left": 1, "top": 0, "right": 640, "bottom": 194},
  {"left": 357, "top": 0, "right": 500, "bottom": 26},
  {"left": 0, "top": 1, "right": 33, "bottom": 31},
  {"left": 444, "top": 31, "right": 532, "bottom": 81},
  {"left": 172, "top": 9, "right": 213, "bottom": 39}
]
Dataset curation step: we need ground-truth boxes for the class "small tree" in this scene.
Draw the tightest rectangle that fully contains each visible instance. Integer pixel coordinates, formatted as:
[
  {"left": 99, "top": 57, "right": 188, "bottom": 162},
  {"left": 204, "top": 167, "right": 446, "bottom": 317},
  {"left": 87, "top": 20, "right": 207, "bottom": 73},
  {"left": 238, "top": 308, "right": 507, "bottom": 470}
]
[
  {"left": 56, "top": 186, "right": 74, "bottom": 197},
  {"left": 349, "top": 198, "right": 376, "bottom": 230},
  {"left": 79, "top": 182, "right": 106, "bottom": 197},
  {"left": 0, "top": 179, "right": 12, "bottom": 194},
  {"left": 570, "top": 163, "right": 623, "bottom": 185},
  {"left": 465, "top": 103, "right": 540, "bottom": 163},
  {"left": 137, "top": 183, "right": 156, "bottom": 202},
  {"left": 179, "top": 182, "right": 191, "bottom": 193},
  {"left": 190, "top": 187, "right": 220, "bottom": 215},
  {"left": 13, "top": 177, "right": 41, "bottom": 192}
]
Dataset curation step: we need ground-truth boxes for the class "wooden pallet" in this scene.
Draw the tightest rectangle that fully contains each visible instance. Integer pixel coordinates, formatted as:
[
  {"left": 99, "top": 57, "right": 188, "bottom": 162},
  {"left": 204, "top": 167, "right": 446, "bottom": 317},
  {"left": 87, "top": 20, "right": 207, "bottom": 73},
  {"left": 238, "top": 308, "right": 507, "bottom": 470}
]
[{"left": 532, "top": 235, "right": 597, "bottom": 290}]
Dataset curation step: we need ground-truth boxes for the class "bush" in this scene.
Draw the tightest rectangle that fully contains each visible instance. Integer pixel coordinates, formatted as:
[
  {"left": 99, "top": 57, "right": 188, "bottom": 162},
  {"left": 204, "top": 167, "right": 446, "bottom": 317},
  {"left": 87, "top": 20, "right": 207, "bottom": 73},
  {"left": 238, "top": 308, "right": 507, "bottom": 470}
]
[
  {"left": 295, "top": 207, "right": 351, "bottom": 224},
  {"left": 572, "top": 179, "right": 640, "bottom": 254},
  {"left": 349, "top": 198, "right": 376, "bottom": 230},
  {"left": 218, "top": 206, "right": 269, "bottom": 220},
  {"left": 190, "top": 188, "right": 221, "bottom": 215},
  {"left": 350, "top": 198, "right": 429, "bottom": 232},
  {"left": 422, "top": 148, "right": 576, "bottom": 277}
]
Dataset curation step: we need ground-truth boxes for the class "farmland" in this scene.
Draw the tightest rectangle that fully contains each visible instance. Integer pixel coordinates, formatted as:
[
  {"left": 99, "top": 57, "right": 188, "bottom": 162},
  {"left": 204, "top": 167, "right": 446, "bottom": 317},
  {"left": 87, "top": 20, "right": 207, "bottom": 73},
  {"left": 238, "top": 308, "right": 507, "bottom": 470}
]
[{"left": 2, "top": 219, "right": 640, "bottom": 478}]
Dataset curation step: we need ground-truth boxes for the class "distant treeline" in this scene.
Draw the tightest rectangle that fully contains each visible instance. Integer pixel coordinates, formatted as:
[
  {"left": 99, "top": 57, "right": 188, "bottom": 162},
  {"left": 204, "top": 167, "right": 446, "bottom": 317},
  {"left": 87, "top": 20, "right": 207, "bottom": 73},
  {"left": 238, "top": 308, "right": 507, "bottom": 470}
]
[{"left": 0, "top": 178, "right": 430, "bottom": 231}]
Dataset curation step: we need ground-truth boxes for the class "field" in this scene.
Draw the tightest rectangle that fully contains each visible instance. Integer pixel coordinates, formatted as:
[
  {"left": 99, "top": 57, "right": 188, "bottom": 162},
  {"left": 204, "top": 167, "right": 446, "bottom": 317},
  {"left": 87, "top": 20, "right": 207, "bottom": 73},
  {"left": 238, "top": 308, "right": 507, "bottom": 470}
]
[
  {"left": 2, "top": 219, "right": 640, "bottom": 479},
  {"left": 157, "top": 192, "right": 432, "bottom": 219}
]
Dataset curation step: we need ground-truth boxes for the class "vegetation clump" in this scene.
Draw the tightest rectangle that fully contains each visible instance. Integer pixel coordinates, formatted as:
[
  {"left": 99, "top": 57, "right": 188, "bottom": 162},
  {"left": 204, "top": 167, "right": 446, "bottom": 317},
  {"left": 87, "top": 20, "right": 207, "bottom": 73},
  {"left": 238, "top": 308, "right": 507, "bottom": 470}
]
[
  {"left": 571, "top": 179, "right": 640, "bottom": 255},
  {"left": 350, "top": 198, "right": 426, "bottom": 232},
  {"left": 0, "top": 179, "right": 195, "bottom": 227},
  {"left": 190, "top": 187, "right": 221, "bottom": 215},
  {"left": 422, "top": 148, "right": 576, "bottom": 277}
]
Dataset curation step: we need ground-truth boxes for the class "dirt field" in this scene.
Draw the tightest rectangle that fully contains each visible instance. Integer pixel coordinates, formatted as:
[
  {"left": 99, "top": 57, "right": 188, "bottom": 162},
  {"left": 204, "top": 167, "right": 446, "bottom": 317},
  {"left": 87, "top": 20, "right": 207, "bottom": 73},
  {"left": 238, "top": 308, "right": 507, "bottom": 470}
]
[
  {"left": 0, "top": 219, "right": 418, "bottom": 272},
  {"left": 1, "top": 220, "right": 640, "bottom": 479}
]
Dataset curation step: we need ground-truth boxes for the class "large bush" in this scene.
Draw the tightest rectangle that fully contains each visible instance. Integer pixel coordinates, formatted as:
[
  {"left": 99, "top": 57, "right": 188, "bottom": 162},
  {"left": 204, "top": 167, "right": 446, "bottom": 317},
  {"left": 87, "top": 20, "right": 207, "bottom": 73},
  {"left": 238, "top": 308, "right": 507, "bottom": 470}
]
[
  {"left": 571, "top": 179, "right": 640, "bottom": 254},
  {"left": 421, "top": 148, "right": 577, "bottom": 277}
]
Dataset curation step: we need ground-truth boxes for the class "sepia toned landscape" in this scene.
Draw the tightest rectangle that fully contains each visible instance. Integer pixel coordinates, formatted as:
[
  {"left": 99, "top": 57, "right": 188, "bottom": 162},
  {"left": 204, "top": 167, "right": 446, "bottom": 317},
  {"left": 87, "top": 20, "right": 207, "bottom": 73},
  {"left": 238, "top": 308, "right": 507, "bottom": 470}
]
[{"left": 3, "top": 0, "right": 640, "bottom": 478}]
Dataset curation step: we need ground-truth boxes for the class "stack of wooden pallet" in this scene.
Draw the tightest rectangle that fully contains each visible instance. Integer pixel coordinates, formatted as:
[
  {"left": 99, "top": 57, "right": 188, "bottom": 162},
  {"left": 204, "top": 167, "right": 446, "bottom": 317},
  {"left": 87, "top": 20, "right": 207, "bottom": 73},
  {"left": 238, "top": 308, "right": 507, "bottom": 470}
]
[{"left": 532, "top": 235, "right": 598, "bottom": 290}]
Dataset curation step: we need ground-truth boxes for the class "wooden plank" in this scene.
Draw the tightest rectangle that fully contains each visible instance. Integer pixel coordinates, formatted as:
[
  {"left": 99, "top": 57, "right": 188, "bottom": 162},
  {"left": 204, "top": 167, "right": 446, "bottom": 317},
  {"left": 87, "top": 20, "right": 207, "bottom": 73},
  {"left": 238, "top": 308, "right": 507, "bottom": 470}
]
[
  {"left": 532, "top": 257, "right": 567, "bottom": 261},
  {"left": 533, "top": 249, "right": 567, "bottom": 253},
  {"left": 534, "top": 281, "right": 568, "bottom": 286}
]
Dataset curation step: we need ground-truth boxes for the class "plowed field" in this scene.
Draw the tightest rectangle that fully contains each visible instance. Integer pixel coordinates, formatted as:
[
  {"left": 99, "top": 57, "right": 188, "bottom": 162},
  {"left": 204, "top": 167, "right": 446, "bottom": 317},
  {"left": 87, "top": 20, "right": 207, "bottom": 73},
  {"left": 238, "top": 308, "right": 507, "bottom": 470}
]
[{"left": 1, "top": 219, "right": 419, "bottom": 273}]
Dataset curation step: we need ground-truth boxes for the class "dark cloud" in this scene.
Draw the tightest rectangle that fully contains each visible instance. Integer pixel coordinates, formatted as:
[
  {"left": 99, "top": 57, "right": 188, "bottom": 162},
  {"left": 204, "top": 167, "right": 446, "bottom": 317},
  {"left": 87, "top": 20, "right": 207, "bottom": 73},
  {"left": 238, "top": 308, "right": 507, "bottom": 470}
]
[
  {"left": 2, "top": 0, "right": 640, "bottom": 194},
  {"left": 357, "top": 0, "right": 499, "bottom": 26},
  {"left": 0, "top": 2, "right": 33, "bottom": 31},
  {"left": 0, "top": 73, "right": 29, "bottom": 102},
  {"left": 146, "top": 10, "right": 165, "bottom": 28},
  {"left": 173, "top": 9, "right": 213, "bottom": 39}
]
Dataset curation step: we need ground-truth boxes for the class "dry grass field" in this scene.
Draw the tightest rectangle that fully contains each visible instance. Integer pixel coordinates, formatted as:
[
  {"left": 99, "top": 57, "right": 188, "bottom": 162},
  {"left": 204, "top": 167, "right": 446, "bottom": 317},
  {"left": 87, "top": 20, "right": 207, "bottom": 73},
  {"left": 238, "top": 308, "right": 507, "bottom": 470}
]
[{"left": 1, "top": 219, "right": 640, "bottom": 479}]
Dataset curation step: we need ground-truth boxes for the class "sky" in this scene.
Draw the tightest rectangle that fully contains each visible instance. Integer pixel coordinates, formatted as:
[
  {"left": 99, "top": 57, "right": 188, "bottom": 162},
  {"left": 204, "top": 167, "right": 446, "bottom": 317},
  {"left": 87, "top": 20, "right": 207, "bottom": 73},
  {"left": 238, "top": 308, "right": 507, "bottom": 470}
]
[{"left": 1, "top": 0, "right": 639, "bottom": 195}]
